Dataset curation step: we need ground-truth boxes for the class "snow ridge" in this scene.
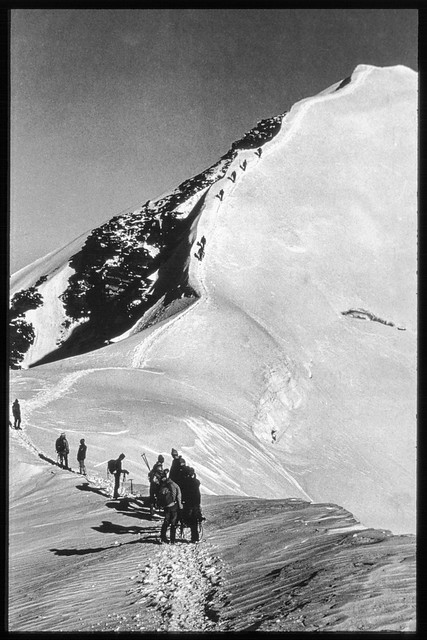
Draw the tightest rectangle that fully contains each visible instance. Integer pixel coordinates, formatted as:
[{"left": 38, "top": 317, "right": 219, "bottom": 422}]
[{"left": 10, "top": 108, "right": 287, "bottom": 368}]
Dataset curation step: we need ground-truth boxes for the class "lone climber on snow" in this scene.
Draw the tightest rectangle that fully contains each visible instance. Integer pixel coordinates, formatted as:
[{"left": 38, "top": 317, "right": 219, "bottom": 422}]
[
  {"left": 56, "top": 432, "right": 70, "bottom": 469},
  {"left": 77, "top": 438, "right": 87, "bottom": 474},
  {"left": 12, "top": 399, "right": 21, "bottom": 429}
]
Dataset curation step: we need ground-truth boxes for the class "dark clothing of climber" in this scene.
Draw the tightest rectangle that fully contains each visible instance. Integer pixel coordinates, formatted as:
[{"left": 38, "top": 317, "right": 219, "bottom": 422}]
[
  {"left": 56, "top": 434, "right": 70, "bottom": 469},
  {"left": 77, "top": 439, "right": 87, "bottom": 474},
  {"left": 181, "top": 469, "right": 202, "bottom": 542},
  {"left": 158, "top": 474, "right": 183, "bottom": 544},
  {"left": 111, "top": 453, "right": 128, "bottom": 499},
  {"left": 12, "top": 399, "right": 21, "bottom": 429},
  {"left": 148, "top": 458, "right": 164, "bottom": 516},
  {"left": 175, "top": 458, "right": 187, "bottom": 489},
  {"left": 169, "top": 450, "right": 181, "bottom": 483}
]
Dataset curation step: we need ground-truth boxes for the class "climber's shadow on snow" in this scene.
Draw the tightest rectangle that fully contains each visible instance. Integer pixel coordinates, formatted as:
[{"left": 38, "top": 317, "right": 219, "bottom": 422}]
[
  {"left": 50, "top": 533, "right": 160, "bottom": 556},
  {"left": 76, "top": 482, "right": 110, "bottom": 498},
  {"left": 104, "top": 498, "right": 154, "bottom": 521},
  {"left": 39, "top": 451, "right": 75, "bottom": 471},
  {"left": 92, "top": 520, "right": 158, "bottom": 536},
  {"left": 51, "top": 545, "right": 113, "bottom": 556}
]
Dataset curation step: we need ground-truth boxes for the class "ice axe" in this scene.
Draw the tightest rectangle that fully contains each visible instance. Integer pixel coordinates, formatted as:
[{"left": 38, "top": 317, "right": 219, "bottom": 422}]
[{"left": 141, "top": 452, "right": 151, "bottom": 471}]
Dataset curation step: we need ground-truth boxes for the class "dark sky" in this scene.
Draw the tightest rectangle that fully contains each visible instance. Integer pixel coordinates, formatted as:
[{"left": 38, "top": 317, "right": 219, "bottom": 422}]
[{"left": 10, "top": 9, "right": 418, "bottom": 272}]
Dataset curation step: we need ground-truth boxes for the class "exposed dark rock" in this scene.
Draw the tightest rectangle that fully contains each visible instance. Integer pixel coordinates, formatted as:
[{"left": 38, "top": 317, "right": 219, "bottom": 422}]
[
  {"left": 9, "top": 286, "right": 43, "bottom": 367},
  {"left": 342, "top": 308, "right": 395, "bottom": 327},
  {"left": 29, "top": 110, "right": 285, "bottom": 366}
]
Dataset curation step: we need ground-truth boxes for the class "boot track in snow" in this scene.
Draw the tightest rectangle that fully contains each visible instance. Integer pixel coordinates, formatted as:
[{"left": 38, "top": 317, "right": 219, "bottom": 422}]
[{"left": 127, "top": 542, "right": 227, "bottom": 632}]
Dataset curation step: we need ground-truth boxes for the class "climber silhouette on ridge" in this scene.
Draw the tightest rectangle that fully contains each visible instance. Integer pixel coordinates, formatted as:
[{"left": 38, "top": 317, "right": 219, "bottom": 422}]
[{"left": 194, "top": 236, "right": 206, "bottom": 261}]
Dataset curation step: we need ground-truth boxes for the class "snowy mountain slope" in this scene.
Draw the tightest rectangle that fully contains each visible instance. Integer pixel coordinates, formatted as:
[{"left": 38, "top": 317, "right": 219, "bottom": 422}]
[
  {"left": 10, "top": 111, "right": 283, "bottom": 369},
  {"left": 10, "top": 64, "right": 417, "bottom": 534}
]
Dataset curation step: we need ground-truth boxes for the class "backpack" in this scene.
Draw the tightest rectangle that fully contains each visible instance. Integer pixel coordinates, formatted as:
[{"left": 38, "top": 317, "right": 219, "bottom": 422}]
[
  {"left": 56, "top": 437, "right": 68, "bottom": 454},
  {"left": 148, "top": 463, "right": 162, "bottom": 483},
  {"left": 107, "top": 459, "right": 117, "bottom": 474},
  {"left": 157, "top": 483, "right": 175, "bottom": 508}
]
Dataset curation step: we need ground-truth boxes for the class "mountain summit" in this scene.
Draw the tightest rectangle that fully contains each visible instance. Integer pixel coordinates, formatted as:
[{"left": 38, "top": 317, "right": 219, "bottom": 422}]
[{"left": 10, "top": 64, "right": 417, "bottom": 534}]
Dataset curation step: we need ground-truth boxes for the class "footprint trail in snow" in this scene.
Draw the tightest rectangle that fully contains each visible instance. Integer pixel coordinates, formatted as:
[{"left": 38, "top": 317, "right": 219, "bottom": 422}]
[{"left": 126, "top": 543, "right": 227, "bottom": 632}]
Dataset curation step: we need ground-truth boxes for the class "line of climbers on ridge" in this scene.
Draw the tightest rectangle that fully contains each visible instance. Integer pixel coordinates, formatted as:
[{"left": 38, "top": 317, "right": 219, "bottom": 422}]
[
  {"left": 214, "top": 147, "right": 263, "bottom": 203},
  {"left": 20, "top": 422, "right": 203, "bottom": 545},
  {"left": 192, "top": 149, "right": 263, "bottom": 263},
  {"left": 10, "top": 402, "right": 88, "bottom": 472}
]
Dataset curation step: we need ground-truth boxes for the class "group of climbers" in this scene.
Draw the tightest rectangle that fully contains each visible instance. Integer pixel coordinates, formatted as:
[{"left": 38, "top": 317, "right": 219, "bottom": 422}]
[
  {"left": 214, "top": 147, "right": 262, "bottom": 203},
  {"left": 12, "top": 395, "right": 202, "bottom": 544},
  {"left": 148, "top": 448, "right": 202, "bottom": 544},
  {"left": 194, "top": 236, "right": 206, "bottom": 261},
  {"left": 55, "top": 432, "right": 87, "bottom": 472}
]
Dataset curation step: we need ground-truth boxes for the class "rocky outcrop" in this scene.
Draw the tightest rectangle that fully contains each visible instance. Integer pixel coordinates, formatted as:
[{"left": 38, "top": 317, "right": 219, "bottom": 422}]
[{"left": 10, "top": 110, "right": 287, "bottom": 368}]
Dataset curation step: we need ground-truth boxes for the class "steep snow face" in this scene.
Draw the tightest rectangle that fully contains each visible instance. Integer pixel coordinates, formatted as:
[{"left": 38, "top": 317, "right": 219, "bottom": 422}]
[
  {"left": 10, "top": 65, "right": 416, "bottom": 534},
  {"left": 9, "top": 111, "right": 283, "bottom": 368},
  {"left": 190, "top": 64, "right": 416, "bottom": 532}
]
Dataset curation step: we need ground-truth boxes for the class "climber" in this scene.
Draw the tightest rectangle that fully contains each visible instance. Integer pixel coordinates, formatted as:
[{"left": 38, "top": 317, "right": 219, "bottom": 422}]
[
  {"left": 55, "top": 432, "right": 70, "bottom": 469},
  {"left": 77, "top": 438, "right": 87, "bottom": 474},
  {"left": 215, "top": 189, "right": 224, "bottom": 201},
  {"left": 271, "top": 428, "right": 277, "bottom": 443},
  {"left": 157, "top": 469, "right": 183, "bottom": 544},
  {"left": 169, "top": 448, "right": 181, "bottom": 483},
  {"left": 180, "top": 466, "right": 203, "bottom": 543},
  {"left": 255, "top": 147, "right": 263, "bottom": 157},
  {"left": 12, "top": 399, "right": 21, "bottom": 429},
  {"left": 240, "top": 159, "right": 247, "bottom": 171},
  {"left": 175, "top": 457, "right": 188, "bottom": 489},
  {"left": 227, "top": 170, "right": 237, "bottom": 183},
  {"left": 108, "top": 453, "right": 129, "bottom": 499},
  {"left": 148, "top": 454, "right": 165, "bottom": 517}
]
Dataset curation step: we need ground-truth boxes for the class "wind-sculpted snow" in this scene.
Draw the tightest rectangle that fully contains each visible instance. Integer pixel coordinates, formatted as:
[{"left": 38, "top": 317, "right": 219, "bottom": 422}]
[
  {"left": 9, "top": 65, "right": 416, "bottom": 536},
  {"left": 8, "top": 440, "right": 415, "bottom": 632}
]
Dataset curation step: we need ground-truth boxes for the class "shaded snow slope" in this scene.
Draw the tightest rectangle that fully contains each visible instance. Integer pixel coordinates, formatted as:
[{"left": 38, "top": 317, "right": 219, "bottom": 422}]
[{"left": 10, "top": 65, "right": 417, "bottom": 534}]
